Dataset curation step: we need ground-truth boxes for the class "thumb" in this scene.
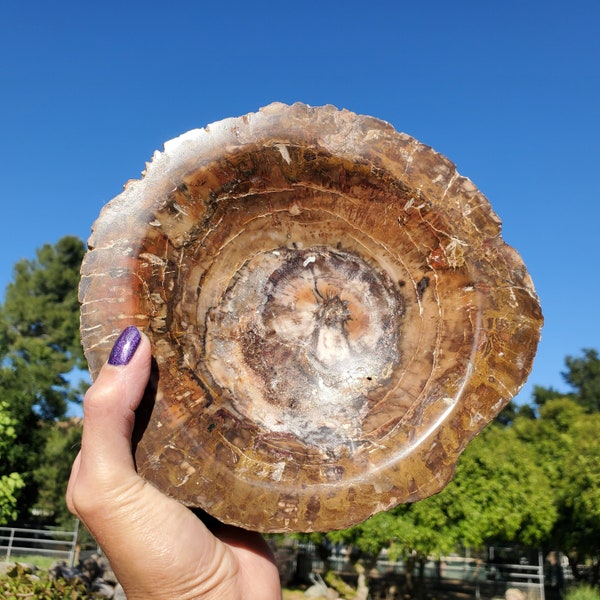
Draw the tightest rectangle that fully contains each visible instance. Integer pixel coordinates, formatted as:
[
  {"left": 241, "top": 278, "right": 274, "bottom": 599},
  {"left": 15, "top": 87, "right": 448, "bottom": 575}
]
[{"left": 67, "top": 326, "right": 151, "bottom": 512}]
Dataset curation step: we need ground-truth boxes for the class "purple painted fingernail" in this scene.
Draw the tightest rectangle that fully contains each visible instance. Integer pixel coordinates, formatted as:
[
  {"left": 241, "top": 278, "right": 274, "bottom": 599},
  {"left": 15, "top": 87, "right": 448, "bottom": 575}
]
[{"left": 108, "top": 326, "right": 142, "bottom": 366}]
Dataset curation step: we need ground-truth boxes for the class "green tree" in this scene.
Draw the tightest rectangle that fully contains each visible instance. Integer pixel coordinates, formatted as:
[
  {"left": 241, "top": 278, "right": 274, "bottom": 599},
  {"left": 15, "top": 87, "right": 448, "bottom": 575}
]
[
  {"left": 526, "top": 347, "right": 600, "bottom": 583},
  {"left": 515, "top": 398, "right": 600, "bottom": 584},
  {"left": 497, "top": 400, "right": 537, "bottom": 425},
  {"left": 436, "top": 425, "right": 556, "bottom": 547},
  {"left": 561, "top": 413, "right": 600, "bottom": 583},
  {"left": 563, "top": 348, "right": 600, "bottom": 412},
  {"left": 0, "top": 236, "right": 86, "bottom": 521},
  {"left": 533, "top": 348, "right": 600, "bottom": 413},
  {"left": 532, "top": 384, "right": 567, "bottom": 408},
  {"left": 33, "top": 418, "right": 83, "bottom": 526},
  {"left": 1, "top": 235, "right": 86, "bottom": 417},
  {"left": 0, "top": 400, "right": 25, "bottom": 524}
]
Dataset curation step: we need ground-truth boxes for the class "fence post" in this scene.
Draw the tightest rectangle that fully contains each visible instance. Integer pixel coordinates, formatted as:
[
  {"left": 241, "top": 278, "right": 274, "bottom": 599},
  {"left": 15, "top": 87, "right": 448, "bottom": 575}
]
[
  {"left": 5, "top": 528, "right": 15, "bottom": 562},
  {"left": 539, "top": 551, "right": 545, "bottom": 600},
  {"left": 68, "top": 520, "right": 80, "bottom": 567}
]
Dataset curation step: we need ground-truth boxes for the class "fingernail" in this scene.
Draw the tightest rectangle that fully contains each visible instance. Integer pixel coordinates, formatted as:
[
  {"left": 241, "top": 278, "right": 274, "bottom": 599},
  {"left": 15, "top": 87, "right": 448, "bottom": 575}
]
[{"left": 108, "top": 326, "right": 142, "bottom": 366}]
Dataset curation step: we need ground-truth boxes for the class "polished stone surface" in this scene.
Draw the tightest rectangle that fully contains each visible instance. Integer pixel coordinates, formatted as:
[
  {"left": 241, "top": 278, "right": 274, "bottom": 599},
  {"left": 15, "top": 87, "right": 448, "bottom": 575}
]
[{"left": 79, "top": 103, "right": 543, "bottom": 532}]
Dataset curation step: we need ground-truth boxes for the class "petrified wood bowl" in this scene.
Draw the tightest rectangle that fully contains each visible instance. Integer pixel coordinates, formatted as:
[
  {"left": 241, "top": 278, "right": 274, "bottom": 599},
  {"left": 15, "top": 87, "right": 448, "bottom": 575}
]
[{"left": 79, "top": 102, "right": 543, "bottom": 532}]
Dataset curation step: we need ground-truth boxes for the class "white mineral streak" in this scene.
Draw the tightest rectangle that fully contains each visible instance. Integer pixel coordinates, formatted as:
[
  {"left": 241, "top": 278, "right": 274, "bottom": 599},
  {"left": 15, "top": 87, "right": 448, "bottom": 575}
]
[
  {"left": 275, "top": 143, "right": 292, "bottom": 164},
  {"left": 139, "top": 252, "right": 167, "bottom": 266}
]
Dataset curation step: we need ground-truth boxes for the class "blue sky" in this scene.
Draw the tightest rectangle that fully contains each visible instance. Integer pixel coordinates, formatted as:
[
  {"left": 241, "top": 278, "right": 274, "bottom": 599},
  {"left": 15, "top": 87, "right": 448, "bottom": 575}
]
[{"left": 1, "top": 0, "right": 599, "bottom": 408}]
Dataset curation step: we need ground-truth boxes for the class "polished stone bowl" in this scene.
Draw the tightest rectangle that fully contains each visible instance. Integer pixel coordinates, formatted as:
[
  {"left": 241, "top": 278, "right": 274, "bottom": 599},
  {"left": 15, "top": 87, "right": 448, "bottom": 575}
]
[{"left": 79, "top": 103, "right": 542, "bottom": 532}]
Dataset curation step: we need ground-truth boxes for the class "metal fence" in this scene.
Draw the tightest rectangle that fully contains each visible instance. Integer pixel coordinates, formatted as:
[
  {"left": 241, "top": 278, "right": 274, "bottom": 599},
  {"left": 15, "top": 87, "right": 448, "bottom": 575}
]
[
  {"left": 294, "top": 543, "right": 546, "bottom": 600},
  {"left": 480, "top": 554, "right": 545, "bottom": 600},
  {"left": 0, "top": 521, "right": 79, "bottom": 566}
]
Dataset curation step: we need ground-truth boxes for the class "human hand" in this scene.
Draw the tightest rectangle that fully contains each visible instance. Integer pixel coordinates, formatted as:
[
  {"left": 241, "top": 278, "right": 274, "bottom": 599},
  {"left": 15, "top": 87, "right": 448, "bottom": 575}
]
[{"left": 67, "top": 326, "right": 282, "bottom": 599}]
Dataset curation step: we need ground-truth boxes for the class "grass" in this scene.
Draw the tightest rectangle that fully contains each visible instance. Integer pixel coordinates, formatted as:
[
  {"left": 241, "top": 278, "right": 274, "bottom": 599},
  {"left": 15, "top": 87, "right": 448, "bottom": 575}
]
[{"left": 1, "top": 553, "right": 58, "bottom": 569}]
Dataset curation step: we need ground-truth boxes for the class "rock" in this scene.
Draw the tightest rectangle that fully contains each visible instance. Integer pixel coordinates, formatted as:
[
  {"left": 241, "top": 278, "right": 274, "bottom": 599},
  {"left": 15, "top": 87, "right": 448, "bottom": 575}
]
[
  {"left": 92, "top": 578, "right": 117, "bottom": 598},
  {"left": 506, "top": 588, "right": 526, "bottom": 600},
  {"left": 80, "top": 102, "right": 543, "bottom": 533}
]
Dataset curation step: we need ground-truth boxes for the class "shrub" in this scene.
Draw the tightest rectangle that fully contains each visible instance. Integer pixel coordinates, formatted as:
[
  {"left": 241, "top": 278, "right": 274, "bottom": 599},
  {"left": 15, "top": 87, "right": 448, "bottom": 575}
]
[
  {"left": 0, "top": 562, "right": 98, "bottom": 599},
  {"left": 565, "top": 584, "right": 600, "bottom": 600}
]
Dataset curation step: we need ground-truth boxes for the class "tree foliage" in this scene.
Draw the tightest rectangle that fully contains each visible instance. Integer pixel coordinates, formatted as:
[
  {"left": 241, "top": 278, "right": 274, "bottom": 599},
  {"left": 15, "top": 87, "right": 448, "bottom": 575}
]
[
  {"left": 514, "top": 397, "right": 600, "bottom": 581},
  {"left": 562, "top": 348, "right": 600, "bottom": 412},
  {"left": 525, "top": 348, "right": 600, "bottom": 581},
  {"left": 33, "top": 418, "right": 83, "bottom": 527},
  {"left": 564, "top": 414, "right": 600, "bottom": 560},
  {"left": 533, "top": 348, "right": 600, "bottom": 413},
  {"left": 1, "top": 235, "right": 86, "bottom": 418},
  {"left": 0, "top": 400, "right": 25, "bottom": 524},
  {"left": 0, "top": 236, "right": 85, "bottom": 521}
]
